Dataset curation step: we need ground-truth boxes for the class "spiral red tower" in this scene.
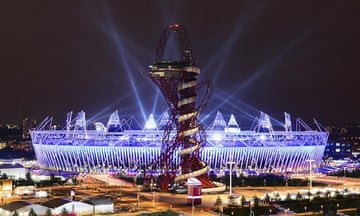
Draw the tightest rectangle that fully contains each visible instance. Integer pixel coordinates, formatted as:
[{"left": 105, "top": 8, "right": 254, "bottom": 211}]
[{"left": 145, "top": 24, "right": 214, "bottom": 190}]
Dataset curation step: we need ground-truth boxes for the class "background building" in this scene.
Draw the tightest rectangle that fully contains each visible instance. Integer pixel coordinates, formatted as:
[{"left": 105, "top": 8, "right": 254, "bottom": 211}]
[
  {"left": 325, "top": 123, "right": 360, "bottom": 159},
  {"left": 21, "top": 118, "right": 36, "bottom": 140}
]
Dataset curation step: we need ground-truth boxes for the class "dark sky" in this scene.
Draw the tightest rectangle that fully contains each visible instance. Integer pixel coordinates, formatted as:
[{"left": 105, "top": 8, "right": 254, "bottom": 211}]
[{"left": 1, "top": 1, "right": 359, "bottom": 127}]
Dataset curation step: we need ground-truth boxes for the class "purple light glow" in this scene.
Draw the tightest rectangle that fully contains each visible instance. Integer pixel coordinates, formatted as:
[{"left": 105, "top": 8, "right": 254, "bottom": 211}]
[{"left": 31, "top": 111, "right": 328, "bottom": 174}]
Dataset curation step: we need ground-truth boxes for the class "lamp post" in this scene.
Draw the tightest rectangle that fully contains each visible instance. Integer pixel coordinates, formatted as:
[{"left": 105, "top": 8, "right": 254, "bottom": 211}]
[
  {"left": 152, "top": 191, "right": 155, "bottom": 207},
  {"left": 227, "top": 161, "right": 235, "bottom": 197},
  {"left": 137, "top": 186, "right": 140, "bottom": 208},
  {"left": 306, "top": 159, "right": 315, "bottom": 193},
  {"left": 192, "top": 198, "right": 195, "bottom": 216},
  {"left": 249, "top": 202, "right": 252, "bottom": 216},
  {"left": 249, "top": 197, "right": 254, "bottom": 216}
]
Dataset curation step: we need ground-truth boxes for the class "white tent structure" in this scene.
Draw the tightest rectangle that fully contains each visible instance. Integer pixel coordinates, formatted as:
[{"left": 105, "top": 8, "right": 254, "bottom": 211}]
[
  {"left": 42, "top": 198, "right": 93, "bottom": 216},
  {"left": 0, "top": 163, "right": 26, "bottom": 180},
  {"left": 0, "top": 201, "right": 48, "bottom": 216},
  {"left": 20, "top": 204, "right": 48, "bottom": 216},
  {"left": 83, "top": 196, "right": 114, "bottom": 214}
]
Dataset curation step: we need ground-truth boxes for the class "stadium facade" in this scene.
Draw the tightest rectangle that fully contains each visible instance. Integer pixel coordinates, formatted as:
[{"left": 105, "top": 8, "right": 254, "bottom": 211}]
[{"left": 30, "top": 110, "right": 328, "bottom": 174}]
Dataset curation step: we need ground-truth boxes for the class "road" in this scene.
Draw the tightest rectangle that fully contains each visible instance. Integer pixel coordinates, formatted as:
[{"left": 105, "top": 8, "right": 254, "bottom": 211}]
[
  {"left": 82, "top": 174, "right": 360, "bottom": 215},
  {"left": 6, "top": 174, "right": 360, "bottom": 215}
]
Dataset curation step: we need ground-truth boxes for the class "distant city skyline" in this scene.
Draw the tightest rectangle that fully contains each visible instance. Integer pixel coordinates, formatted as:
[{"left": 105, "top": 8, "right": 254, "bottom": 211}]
[{"left": 1, "top": 1, "right": 359, "bottom": 124}]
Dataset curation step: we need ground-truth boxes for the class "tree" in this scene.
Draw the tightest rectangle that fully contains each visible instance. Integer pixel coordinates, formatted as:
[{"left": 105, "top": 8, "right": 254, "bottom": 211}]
[
  {"left": 325, "top": 191, "right": 330, "bottom": 199},
  {"left": 307, "top": 191, "right": 312, "bottom": 200},
  {"left": 214, "top": 196, "right": 222, "bottom": 215},
  {"left": 241, "top": 195, "right": 246, "bottom": 207},
  {"left": 296, "top": 192, "right": 303, "bottom": 200},
  {"left": 264, "top": 193, "right": 270, "bottom": 204},
  {"left": 13, "top": 211, "right": 19, "bottom": 216},
  {"left": 253, "top": 196, "right": 259, "bottom": 208},
  {"left": 1, "top": 173, "right": 8, "bottom": 179},
  {"left": 50, "top": 173, "right": 55, "bottom": 183},
  {"left": 275, "top": 192, "right": 280, "bottom": 201},
  {"left": 46, "top": 208, "right": 52, "bottom": 216},
  {"left": 29, "top": 208, "right": 37, "bottom": 216},
  {"left": 209, "top": 171, "right": 217, "bottom": 181},
  {"left": 61, "top": 208, "right": 69, "bottom": 216},
  {"left": 164, "top": 209, "right": 179, "bottom": 216},
  {"left": 334, "top": 190, "right": 341, "bottom": 198},
  {"left": 285, "top": 193, "right": 291, "bottom": 201},
  {"left": 26, "top": 172, "right": 33, "bottom": 184}
]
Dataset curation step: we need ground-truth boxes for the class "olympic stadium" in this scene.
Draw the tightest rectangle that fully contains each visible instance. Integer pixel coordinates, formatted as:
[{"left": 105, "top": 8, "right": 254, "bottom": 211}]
[
  {"left": 30, "top": 24, "right": 328, "bottom": 181},
  {"left": 30, "top": 110, "right": 328, "bottom": 174}
]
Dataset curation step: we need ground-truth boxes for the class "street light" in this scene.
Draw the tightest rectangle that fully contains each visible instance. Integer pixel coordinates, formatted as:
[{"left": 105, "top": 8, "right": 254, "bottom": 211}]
[
  {"left": 152, "top": 191, "right": 155, "bottom": 207},
  {"left": 192, "top": 198, "right": 195, "bottom": 216},
  {"left": 249, "top": 197, "right": 254, "bottom": 216},
  {"left": 306, "top": 159, "right": 315, "bottom": 193},
  {"left": 249, "top": 203, "right": 252, "bottom": 216},
  {"left": 227, "top": 161, "right": 235, "bottom": 197},
  {"left": 137, "top": 186, "right": 140, "bottom": 208}
]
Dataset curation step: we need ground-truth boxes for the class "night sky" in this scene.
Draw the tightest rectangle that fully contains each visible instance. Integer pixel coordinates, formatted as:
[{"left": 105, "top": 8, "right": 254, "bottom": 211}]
[{"left": 1, "top": 1, "right": 359, "bottom": 127}]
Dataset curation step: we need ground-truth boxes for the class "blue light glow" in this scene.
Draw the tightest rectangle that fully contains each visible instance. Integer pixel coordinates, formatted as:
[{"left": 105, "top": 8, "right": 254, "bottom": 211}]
[
  {"left": 31, "top": 111, "right": 328, "bottom": 174},
  {"left": 98, "top": 2, "right": 148, "bottom": 122},
  {"left": 144, "top": 114, "right": 157, "bottom": 130},
  {"left": 211, "top": 133, "right": 223, "bottom": 142}
]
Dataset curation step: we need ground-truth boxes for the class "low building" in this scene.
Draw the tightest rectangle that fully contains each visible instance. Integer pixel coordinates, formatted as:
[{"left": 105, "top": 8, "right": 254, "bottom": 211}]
[
  {"left": 83, "top": 196, "right": 114, "bottom": 214},
  {"left": 0, "top": 163, "right": 26, "bottom": 180},
  {"left": 324, "top": 142, "right": 352, "bottom": 160},
  {"left": 0, "top": 200, "right": 47, "bottom": 216},
  {"left": 42, "top": 198, "right": 93, "bottom": 215}
]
